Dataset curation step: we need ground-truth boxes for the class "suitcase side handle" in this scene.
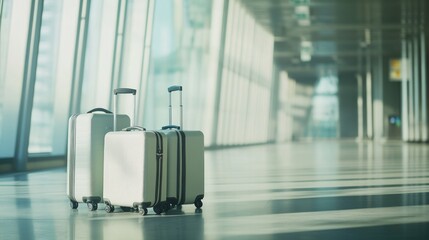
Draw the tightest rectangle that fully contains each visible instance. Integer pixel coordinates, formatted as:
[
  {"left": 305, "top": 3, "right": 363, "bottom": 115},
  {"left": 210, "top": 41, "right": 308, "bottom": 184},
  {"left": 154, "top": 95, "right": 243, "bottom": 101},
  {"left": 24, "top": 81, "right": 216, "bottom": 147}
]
[
  {"left": 123, "top": 126, "right": 146, "bottom": 131},
  {"left": 87, "top": 108, "right": 112, "bottom": 114},
  {"left": 168, "top": 85, "right": 183, "bottom": 129},
  {"left": 161, "top": 125, "right": 180, "bottom": 130}
]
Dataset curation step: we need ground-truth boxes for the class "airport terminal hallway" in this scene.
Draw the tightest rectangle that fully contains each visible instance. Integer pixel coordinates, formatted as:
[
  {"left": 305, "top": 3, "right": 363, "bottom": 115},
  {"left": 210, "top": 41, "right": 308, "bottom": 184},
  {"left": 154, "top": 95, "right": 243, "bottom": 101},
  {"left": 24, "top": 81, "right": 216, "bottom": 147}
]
[{"left": 1, "top": 140, "right": 429, "bottom": 240}]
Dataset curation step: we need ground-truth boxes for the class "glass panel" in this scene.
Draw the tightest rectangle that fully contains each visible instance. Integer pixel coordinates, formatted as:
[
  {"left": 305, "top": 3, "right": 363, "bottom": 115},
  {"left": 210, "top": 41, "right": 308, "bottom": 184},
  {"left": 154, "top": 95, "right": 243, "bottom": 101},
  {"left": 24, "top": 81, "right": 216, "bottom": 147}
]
[
  {"left": 0, "top": 0, "right": 13, "bottom": 151},
  {"left": 119, "top": 0, "right": 150, "bottom": 123},
  {"left": 311, "top": 66, "right": 339, "bottom": 138},
  {"left": 0, "top": 0, "right": 31, "bottom": 158},
  {"left": 28, "top": 0, "right": 65, "bottom": 154},
  {"left": 50, "top": 0, "right": 80, "bottom": 155},
  {"left": 80, "top": 0, "right": 118, "bottom": 112},
  {"left": 215, "top": 0, "right": 274, "bottom": 146},
  {"left": 144, "top": 0, "right": 213, "bottom": 133}
]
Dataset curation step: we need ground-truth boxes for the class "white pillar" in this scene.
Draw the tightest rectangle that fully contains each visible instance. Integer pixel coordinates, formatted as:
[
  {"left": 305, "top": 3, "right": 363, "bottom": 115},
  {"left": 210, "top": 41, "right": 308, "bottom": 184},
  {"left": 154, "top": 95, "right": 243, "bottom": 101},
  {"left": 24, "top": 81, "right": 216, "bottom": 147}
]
[
  {"left": 401, "top": 37, "right": 409, "bottom": 141},
  {"left": 421, "top": 30, "right": 427, "bottom": 141}
]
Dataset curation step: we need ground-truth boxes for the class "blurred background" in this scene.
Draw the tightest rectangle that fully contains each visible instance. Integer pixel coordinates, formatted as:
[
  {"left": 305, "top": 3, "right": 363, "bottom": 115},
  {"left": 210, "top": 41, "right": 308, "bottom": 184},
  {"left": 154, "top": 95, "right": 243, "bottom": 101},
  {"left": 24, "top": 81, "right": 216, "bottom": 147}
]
[{"left": 0, "top": 0, "right": 428, "bottom": 172}]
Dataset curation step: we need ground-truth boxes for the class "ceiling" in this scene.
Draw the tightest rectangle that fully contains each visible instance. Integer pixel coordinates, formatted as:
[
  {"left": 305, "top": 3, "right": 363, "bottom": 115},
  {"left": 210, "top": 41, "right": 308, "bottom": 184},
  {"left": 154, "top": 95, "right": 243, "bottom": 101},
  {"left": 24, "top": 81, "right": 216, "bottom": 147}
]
[{"left": 240, "top": 0, "right": 428, "bottom": 82}]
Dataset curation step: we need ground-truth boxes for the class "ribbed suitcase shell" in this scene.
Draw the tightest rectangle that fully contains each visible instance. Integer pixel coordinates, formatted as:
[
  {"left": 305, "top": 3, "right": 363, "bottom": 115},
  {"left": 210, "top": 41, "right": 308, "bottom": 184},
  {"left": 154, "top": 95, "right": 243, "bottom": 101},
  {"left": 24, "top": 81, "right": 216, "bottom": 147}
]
[
  {"left": 161, "top": 85, "right": 204, "bottom": 209},
  {"left": 162, "top": 129, "right": 204, "bottom": 207},
  {"left": 67, "top": 112, "right": 129, "bottom": 210}
]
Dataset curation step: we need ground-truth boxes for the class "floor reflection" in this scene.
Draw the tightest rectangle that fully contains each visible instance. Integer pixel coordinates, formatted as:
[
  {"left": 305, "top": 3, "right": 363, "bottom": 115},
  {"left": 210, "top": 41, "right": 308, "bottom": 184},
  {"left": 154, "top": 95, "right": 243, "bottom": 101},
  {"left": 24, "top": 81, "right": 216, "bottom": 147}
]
[{"left": 0, "top": 141, "right": 428, "bottom": 239}]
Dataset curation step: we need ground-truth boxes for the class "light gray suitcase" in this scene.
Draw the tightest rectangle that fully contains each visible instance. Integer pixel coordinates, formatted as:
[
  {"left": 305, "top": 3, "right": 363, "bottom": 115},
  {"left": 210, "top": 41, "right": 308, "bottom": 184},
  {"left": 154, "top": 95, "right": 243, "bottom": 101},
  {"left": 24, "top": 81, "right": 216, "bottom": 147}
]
[
  {"left": 67, "top": 108, "right": 129, "bottom": 211},
  {"left": 161, "top": 85, "right": 204, "bottom": 209},
  {"left": 103, "top": 88, "right": 169, "bottom": 215}
]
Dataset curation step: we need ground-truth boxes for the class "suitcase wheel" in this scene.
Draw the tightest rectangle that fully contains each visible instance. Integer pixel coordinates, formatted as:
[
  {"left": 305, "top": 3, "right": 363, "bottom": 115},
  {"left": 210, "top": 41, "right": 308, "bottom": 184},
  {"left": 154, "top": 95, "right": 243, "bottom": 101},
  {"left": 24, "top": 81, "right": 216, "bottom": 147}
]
[
  {"left": 70, "top": 200, "right": 78, "bottom": 209},
  {"left": 194, "top": 200, "right": 203, "bottom": 209},
  {"left": 162, "top": 202, "right": 172, "bottom": 212},
  {"left": 87, "top": 202, "right": 98, "bottom": 211},
  {"left": 153, "top": 204, "right": 163, "bottom": 215},
  {"left": 120, "top": 206, "right": 133, "bottom": 212},
  {"left": 139, "top": 207, "right": 148, "bottom": 216},
  {"left": 105, "top": 203, "right": 115, "bottom": 213}
]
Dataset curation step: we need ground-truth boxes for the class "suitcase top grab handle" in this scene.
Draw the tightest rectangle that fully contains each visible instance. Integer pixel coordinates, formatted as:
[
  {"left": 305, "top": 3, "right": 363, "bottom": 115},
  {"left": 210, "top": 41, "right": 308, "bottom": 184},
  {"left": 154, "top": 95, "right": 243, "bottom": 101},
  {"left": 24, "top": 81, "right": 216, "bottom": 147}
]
[
  {"left": 113, "top": 88, "right": 137, "bottom": 131},
  {"left": 167, "top": 85, "right": 183, "bottom": 129},
  {"left": 87, "top": 108, "right": 112, "bottom": 114}
]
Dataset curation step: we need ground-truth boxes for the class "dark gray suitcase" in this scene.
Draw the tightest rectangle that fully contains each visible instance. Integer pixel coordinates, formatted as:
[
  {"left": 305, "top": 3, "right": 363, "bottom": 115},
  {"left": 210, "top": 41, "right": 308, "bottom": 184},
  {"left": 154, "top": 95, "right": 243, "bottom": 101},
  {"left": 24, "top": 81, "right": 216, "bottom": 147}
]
[{"left": 161, "top": 86, "right": 204, "bottom": 209}]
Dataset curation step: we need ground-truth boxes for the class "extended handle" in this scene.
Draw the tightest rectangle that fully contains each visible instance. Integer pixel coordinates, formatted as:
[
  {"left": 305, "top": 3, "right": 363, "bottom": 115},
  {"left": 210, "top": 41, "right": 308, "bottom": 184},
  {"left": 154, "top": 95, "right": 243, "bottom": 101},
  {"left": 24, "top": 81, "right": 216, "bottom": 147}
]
[
  {"left": 113, "top": 88, "right": 137, "bottom": 131},
  {"left": 87, "top": 108, "right": 112, "bottom": 114},
  {"left": 114, "top": 88, "right": 137, "bottom": 95},
  {"left": 168, "top": 85, "right": 183, "bottom": 129},
  {"left": 168, "top": 85, "right": 182, "bottom": 92}
]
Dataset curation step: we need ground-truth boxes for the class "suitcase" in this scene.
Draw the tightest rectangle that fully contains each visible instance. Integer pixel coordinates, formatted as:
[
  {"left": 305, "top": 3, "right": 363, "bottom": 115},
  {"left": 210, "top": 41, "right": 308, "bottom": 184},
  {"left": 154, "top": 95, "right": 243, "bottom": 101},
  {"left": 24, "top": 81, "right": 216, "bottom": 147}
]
[
  {"left": 103, "top": 88, "right": 169, "bottom": 215},
  {"left": 67, "top": 107, "right": 130, "bottom": 211},
  {"left": 161, "top": 85, "right": 204, "bottom": 209}
]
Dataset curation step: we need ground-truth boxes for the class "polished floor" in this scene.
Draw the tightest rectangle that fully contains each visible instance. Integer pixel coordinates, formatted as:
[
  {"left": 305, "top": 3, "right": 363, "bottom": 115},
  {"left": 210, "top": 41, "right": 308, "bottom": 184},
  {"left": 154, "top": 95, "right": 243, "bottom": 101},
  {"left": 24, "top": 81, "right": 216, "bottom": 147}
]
[{"left": 1, "top": 140, "right": 429, "bottom": 240}]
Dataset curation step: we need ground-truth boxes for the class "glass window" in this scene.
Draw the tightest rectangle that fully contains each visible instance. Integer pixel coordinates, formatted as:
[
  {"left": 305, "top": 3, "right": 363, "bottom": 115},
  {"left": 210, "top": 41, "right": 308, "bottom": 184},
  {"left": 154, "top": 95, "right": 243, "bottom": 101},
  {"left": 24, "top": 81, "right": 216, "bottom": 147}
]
[
  {"left": 28, "top": 0, "right": 64, "bottom": 153},
  {"left": 119, "top": 0, "right": 151, "bottom": 124},
  {"left": 28, "top": 0, "right": 80, "bottom": 155},
  {"left": 80, "top": 0, "right": 118, "bottom": 112},
  {"left": 215, "top": 0, "right": 274, "bottom": 146},
  {"left": 0, "top": 0, "right": 31, "bottom": 158},
  {"left": 311, "top": 66, "right": 339, "bottom": 138},
  {"left": 143, "top": 0, "right": 213, "bottom": 133},
  {"left": 79, "top": 0, "right": 153, "bottom": 122},
  {"left": 0, "top": 0, "right": 13, "bottom": 153}
]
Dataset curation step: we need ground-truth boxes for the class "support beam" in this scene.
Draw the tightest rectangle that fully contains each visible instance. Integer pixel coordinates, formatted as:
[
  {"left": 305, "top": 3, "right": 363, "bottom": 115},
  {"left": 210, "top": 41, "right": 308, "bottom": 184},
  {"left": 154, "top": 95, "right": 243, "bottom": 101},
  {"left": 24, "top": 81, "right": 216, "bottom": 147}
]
[{"left": 15, "top": 0, "right": 43, "bottom": 171}]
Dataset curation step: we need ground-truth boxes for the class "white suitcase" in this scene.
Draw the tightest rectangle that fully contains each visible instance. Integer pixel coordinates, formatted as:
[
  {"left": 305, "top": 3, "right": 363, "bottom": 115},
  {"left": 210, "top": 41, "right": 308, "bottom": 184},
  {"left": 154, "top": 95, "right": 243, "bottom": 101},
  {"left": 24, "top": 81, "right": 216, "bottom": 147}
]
[
  {"left": 67, "top": 108, "right": 129, "bottom": 211},
  {"left": 161, "top": 86, "right": 204, "bottom": 209},
  {"left": 103, "top": 88, "right": 169, "bottom": 215}
]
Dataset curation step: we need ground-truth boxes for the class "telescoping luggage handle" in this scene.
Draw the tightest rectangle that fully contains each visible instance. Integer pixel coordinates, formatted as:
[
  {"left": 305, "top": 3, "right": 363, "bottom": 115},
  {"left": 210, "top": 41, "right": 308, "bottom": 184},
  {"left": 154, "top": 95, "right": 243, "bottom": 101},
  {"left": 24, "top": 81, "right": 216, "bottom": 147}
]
[
  {"left": 162, "top": 85, "right": 183, "bottom": 130},
  {"left": 113, "top": 88, "right": 137, "bottom": 131}
]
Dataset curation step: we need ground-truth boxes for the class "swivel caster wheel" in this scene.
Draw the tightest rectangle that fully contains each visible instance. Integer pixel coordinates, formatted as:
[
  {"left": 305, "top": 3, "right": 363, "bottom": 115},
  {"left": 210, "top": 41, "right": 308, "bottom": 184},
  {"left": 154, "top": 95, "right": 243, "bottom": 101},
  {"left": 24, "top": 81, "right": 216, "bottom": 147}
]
[
  {"left": 162, "top": 202, "right": 171, "bottom": 212},
  {"left": 120, "top": 206, "right": 133, "bottom": 212},
  {"left": 139, "top": 207, "right": 148, "bottom": 216},
  {"left": 70, "top": 201, "right": 78, "bottom": 209},
  {"left": 194, "top": 200, "right": 203, "bottom": 209},
  {"left": 87, "top": 202, "right": 98, "bottom": 211},
  {"left": 153, "top": 204, "right": 163, "bottom": 215},
  {"left": 105, "top": 204, "right": 115, "bottom": 213}
]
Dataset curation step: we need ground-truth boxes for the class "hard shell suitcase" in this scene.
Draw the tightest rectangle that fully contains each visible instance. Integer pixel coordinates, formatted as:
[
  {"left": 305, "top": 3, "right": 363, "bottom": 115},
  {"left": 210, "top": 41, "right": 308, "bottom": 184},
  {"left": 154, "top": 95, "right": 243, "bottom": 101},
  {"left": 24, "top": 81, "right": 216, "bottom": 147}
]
[
  {"left": 67, "top": 108, "right": 130, "bottom": 210},
  {"left": 161, "top": 85, "right": 204, "bottom": 209},
  {"left": 103, "top": 88, "right": 169, "bottom": 215}
]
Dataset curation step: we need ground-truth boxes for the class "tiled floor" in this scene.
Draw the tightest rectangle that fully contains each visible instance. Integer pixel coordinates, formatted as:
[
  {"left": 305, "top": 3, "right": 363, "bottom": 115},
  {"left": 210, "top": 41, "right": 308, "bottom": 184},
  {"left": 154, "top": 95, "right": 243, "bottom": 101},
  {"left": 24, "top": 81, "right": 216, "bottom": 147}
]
[{"left": 1, "top": 140, "right": 429, "bottom": 239}]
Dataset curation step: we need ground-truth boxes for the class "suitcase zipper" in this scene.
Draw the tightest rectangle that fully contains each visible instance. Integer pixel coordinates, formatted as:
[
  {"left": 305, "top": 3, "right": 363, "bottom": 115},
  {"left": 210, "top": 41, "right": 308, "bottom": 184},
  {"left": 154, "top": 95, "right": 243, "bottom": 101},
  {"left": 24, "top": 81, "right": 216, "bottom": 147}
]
[
  {"left": 179, "top": 130, "right": 186, "bottom": 205},
  {"left": 175, "top": 130, "right": 181, "bottom": 204},
  {"left": 154, "top": 132, "right": 163, "bottom": 206}
]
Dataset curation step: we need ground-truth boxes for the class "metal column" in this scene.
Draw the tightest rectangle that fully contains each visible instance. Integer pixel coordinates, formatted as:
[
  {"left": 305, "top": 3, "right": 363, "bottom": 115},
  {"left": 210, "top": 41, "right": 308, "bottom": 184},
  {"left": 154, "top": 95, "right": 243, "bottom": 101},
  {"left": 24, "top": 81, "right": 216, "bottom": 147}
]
[{"left": 14, "top": 0, "right": 43, "bottom": 171}]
